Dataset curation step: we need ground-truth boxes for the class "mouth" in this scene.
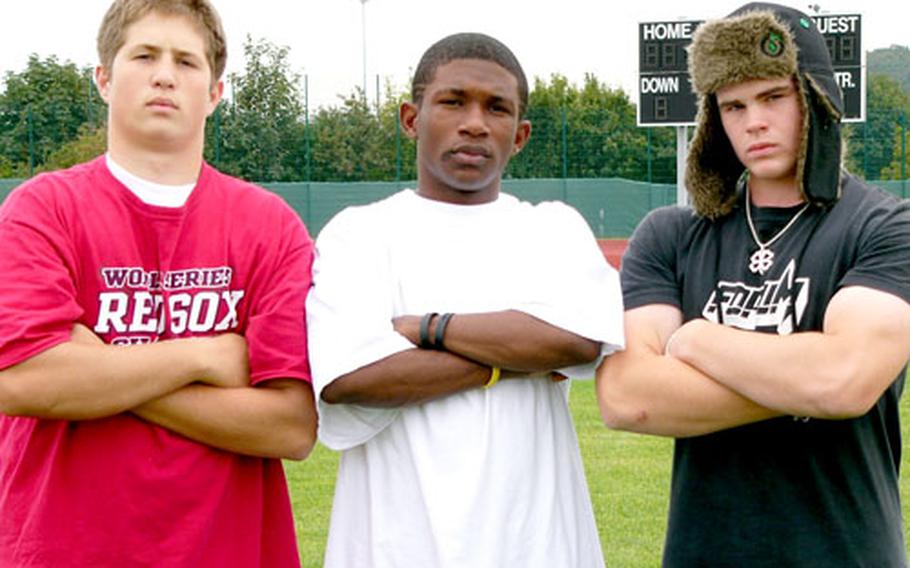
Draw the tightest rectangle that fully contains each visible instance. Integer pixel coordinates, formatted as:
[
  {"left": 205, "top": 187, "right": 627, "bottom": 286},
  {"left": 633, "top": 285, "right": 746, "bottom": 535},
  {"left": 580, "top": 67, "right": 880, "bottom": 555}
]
[
  {"left": 448, "top": 145, "right": 492, "bottom": 166},
  {"left": 147, "top": 98, "right": 178, "bottom": 111},
  {"left": 746, "top": 142, "right": 777, "bottom": 156}
]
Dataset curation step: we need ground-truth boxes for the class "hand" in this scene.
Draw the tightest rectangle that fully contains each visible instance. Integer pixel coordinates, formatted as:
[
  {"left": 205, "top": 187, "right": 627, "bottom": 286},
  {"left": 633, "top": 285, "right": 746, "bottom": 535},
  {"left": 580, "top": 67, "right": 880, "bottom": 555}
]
[
  {"left": 198, "top": 333, "right": 250, "bottom": 389},
  {"left": 664, "top": 318, "right": 710, "bottom": 359},
  {"left": 549, "top": 371, "right": 569, "bottom": 382},
  {"left": 500, "top": 370, "right": 569, "bottom": 382},
  {"left": 392, "top": 315, "right": 421, "bottom": 346},
  {"left": 70, "top": 323, "right": 104, "bottom": 345}
]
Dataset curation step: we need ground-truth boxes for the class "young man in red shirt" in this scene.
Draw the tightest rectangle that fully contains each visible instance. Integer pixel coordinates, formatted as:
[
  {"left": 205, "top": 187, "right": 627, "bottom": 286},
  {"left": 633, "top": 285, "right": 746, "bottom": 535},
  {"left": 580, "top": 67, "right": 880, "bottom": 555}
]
[{"left": 0, "top": 1, "right": 316, "bottom": 565}]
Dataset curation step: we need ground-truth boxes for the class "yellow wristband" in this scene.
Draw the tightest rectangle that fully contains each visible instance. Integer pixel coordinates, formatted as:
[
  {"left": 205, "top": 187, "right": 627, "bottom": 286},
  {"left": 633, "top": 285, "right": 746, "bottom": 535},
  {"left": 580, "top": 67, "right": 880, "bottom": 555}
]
[{"left": 484, "top": 366, "right": 501, "bottom": 389}]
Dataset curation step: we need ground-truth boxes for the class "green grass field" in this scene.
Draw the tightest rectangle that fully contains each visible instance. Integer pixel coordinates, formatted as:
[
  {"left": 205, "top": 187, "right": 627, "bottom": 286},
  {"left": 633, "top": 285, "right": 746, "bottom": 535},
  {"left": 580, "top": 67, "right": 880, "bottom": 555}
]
[{"left": 286, "top": 375, "right": 910, "bottom": 567}]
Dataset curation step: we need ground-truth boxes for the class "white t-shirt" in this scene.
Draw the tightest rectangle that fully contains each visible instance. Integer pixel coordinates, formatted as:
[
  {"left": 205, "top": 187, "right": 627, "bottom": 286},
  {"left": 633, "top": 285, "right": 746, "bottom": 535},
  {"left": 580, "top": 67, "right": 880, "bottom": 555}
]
[{"left": 307, "top": 189, "right": 624, "bottom": 568}]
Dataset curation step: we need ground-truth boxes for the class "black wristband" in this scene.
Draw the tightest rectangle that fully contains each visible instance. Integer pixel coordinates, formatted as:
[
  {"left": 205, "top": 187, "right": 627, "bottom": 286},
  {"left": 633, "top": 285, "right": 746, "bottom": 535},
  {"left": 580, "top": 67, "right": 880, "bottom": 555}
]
[
  {"left": 434, "top": 313, "right": 454, "bottom": 351},
  {"left": 419, "top": 313, "right": 437, "bottom": 349}
]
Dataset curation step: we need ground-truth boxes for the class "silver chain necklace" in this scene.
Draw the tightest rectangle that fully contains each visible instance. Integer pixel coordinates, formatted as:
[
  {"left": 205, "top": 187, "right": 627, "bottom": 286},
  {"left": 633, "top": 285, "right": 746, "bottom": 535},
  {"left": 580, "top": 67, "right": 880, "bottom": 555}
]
[{"left": 745, "top": 186, "right": 811, "bottom": 275}]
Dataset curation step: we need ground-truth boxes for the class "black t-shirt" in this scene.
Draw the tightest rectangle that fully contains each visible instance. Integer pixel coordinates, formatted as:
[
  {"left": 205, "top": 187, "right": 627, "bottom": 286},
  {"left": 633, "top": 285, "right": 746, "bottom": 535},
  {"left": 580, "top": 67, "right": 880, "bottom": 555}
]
[{"left": 621, "top": 175, "right": 910, "bottom": 567}]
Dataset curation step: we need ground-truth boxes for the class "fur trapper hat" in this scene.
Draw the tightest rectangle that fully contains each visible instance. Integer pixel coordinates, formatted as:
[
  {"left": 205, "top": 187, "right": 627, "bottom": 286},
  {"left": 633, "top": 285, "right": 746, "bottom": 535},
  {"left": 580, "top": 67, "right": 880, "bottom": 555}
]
[{"left": 686, "top": 2, "right": 843, "bottom": 218}]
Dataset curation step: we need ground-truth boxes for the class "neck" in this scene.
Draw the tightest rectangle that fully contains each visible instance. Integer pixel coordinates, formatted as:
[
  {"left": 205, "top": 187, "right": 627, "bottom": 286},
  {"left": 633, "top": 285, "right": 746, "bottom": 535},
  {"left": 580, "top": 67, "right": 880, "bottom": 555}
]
[
  {"left": 416, "top": 177, "right": 500, "bottom": 205},
  {"left": 107, "top": 137, "right": 204, "bottom": 185},
  {"left": 747, "top": 175, "right": 804, "bottom": 207}
]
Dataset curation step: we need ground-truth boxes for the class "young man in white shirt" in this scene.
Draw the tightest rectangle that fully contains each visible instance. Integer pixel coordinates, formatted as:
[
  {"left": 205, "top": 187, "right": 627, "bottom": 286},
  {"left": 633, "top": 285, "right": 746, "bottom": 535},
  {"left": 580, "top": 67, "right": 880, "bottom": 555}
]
[{"left": 307, "top": 32, "right": 624, "bottom": 568}]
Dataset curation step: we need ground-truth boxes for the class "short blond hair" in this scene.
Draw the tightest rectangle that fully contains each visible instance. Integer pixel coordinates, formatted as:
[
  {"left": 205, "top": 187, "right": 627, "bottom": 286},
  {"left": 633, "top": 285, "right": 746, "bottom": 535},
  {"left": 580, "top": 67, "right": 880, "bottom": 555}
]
[{"left": 97, "top": 0, "right": 227, "bottom": 81}]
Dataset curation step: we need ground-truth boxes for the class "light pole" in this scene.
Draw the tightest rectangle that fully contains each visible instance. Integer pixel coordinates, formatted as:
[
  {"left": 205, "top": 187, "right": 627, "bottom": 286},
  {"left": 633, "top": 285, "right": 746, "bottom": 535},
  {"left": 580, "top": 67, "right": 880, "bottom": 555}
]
[{"left": 361, "top": 0, "right": 368, "bottom": 100}]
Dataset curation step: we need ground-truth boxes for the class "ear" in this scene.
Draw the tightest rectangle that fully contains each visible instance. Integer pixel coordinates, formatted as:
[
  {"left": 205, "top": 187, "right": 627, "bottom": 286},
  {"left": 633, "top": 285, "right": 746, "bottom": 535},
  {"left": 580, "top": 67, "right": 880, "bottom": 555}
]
[
  {"left": 511, "top": 119, "right": 532, "bottom": 156},
  {"left": 207, "top": 79, "right": 224, "bottom": 117},
  {"left": 95, "top": 65, "right": 112, "bottom": 104},
  {"left": 400, "top": 101, "right": 419, "bottom": 140}
]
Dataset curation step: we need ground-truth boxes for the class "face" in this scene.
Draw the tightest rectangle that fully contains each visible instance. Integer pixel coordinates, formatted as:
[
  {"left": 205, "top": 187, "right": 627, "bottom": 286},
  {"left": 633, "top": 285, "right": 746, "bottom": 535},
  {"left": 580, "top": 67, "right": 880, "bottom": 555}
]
[
  {"left": 95, "top": 11, "right": 223, "bottom": 156},
  {"left": 716, "top": 76, "right": 803, "bottom": 187},
  {"left": 400, "top": 59, "right": 531, "bottom": 205}
]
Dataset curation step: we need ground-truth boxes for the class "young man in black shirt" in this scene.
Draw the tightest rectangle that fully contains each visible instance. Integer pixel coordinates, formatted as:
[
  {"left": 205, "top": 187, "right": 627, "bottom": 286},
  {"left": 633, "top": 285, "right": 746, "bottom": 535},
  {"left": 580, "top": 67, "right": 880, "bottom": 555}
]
[{"left": 598, "top": 3, "right": 910, "bottom": 566}]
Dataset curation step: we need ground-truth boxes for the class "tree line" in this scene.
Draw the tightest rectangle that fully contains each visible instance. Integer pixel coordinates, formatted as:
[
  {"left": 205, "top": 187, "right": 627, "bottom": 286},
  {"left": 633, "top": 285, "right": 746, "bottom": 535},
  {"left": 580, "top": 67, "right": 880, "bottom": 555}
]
[{"left": 1, "top": 38, "right": 908, "bottom": 183}]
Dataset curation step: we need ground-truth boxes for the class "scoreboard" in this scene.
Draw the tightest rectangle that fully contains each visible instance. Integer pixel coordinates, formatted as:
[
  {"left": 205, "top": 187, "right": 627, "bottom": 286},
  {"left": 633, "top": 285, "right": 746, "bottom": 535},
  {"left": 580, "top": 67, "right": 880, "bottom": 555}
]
[
  {"left": 637, "top": 14, "right": 864, "bottom": 126},
  {"left": 638, "top": 20, "right": 700, "bottom": 126}
]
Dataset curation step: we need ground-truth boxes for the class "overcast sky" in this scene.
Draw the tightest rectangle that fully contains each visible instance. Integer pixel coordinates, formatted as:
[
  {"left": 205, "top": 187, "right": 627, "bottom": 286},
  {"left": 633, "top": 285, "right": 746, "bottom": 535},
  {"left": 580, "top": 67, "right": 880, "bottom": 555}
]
[{"left": 0, "top": 0, "right": 905, "bottom": 110}]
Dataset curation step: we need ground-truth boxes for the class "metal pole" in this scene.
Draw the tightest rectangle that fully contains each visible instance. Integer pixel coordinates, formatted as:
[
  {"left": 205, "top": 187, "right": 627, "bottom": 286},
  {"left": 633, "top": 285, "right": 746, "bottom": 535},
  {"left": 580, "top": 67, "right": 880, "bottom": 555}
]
[
  {"left": 361, "top": 0, "right": 368, "bottom": 101},
  {"left": 647, "top": 128, "right": 654, "bottom": 210},
  {"left": 304, "top": 76, "right": 312, "bottom": 229},
  {"left": 561, "top": 106, "right": 568, "bottom": 201},
  {"left": 676, "top": 125, "right": 688, "bottom": 206},
  {"left": 305, "top": 75, "right": 312, "bottom": 184},
  {"left": 27, "top": 108, "right": 35, "bottom": 177},
  {"left": 395, "top": 108, "right": 402, "bottom": 184},
  {"left": 901, "top": 114, "right": 906, "bottom": 198},
  {"left": 646, "top": 128, "right": 653, "bottom": 184},
  {"left": 87, "top": 74, "right": 93, "bottom": 124},
  {"left": 214, "top": 105, "right": 221, "bottom": 165},
  {"left": 863, "top": 121, "right": 869, "bottom": 179}
]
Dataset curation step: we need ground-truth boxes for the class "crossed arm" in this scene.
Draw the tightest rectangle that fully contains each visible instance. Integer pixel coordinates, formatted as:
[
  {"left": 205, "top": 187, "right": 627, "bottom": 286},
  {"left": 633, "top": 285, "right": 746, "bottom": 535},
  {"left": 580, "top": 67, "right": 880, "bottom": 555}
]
[
  {"left": 0, "top": 325, "right": 317, "bottom": 460},
  {"left": 597, "top": 285, "right": 910, "bottom": 438},
  {"left": 321, "top": 309, "right": 601, "bottom": 408}
]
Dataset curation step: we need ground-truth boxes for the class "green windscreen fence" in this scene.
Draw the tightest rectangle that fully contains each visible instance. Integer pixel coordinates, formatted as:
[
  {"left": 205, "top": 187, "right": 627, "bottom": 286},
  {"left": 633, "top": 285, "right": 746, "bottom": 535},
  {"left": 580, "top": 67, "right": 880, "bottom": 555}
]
[
  {"left": 1, "top": 177, "right": 906, "bottom": 238},
  {"left": 288, "top": 178, "right": 679, "bottom": 238}
]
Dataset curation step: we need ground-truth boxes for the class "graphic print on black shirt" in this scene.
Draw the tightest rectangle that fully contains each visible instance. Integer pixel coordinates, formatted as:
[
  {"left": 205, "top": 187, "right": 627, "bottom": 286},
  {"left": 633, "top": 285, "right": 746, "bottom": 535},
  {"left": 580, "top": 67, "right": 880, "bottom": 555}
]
[{"left": 702, "top": 258, "right": 809, "bottom": 334}]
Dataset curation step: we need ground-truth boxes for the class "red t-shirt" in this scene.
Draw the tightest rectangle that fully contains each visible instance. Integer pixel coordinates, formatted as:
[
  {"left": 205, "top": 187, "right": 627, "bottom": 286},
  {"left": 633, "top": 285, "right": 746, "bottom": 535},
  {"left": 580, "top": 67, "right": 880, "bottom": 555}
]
[{"left": 0, "top": 157, "right": 312, "bottom": 567}]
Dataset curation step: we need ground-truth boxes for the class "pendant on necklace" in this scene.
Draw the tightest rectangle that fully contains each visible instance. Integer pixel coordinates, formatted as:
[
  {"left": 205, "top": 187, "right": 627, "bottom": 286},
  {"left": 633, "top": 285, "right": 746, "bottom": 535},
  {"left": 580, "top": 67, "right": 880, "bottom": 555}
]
[{"left": 748, "top": 247, "right": 775, "bottom": 275}]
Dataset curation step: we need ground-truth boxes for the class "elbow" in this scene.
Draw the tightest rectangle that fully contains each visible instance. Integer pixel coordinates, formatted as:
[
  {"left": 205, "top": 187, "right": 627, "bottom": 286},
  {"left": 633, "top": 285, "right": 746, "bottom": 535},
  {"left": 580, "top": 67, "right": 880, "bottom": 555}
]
[
  {"left": 321, "top": 374, "right": 399, "bottom": 407},
  {"left": 275, "top": 412, "right": 318, "bottom": 461},
  {"left": 0, "top": 373, "right": 43, "bottom": 418},
  {"left": 595, "top": 362, "right": 648, "bottom": 431},
  {"left": 0, "top": 376, "right": 16, "bottom": 415},
  {"left": 555, "top": 337, "right": 601, "bottom": 368},
  {"left": 283, "top": 429, "right": 317, "bottom": 461},
  {"left": 813, "top": 391, "right": 878, "bottom": 421},
  {"left": 598, "top": 391, "right": 649, "bottom": 432},
  {"left": 575, "top": 338, "right": 603, "bottom": 365},
  {"left": 320, "top": 380, "right": 348, "bottom": 405},
  {"left": 811, "top": 395, "right": 872, "bottom": 421},
  {"left": 284, "top": 385, "right": 319, "bottom": 460},
  {"left": 804, "top": 365, "right": 879, "bottom": 420}
]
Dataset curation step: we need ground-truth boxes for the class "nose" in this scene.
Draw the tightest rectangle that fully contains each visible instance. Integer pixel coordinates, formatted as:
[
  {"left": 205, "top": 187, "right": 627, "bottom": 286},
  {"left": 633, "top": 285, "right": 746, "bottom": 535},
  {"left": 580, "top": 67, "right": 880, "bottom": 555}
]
[
  {"left": 151, "top": 60, "right": 177, "bottom": 90},
  {"left": 744, "top": 105, "right": 769, "bottom": 135},
  {"left": 458, "top": 102, "right": 490, "bottom": 137}
]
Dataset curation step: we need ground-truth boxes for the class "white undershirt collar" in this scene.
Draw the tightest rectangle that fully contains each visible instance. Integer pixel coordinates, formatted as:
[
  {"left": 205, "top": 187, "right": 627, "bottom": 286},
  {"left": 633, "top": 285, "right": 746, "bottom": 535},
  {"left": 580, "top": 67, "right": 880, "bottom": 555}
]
[{"left": 106, "top": 153, "right": 196, "bottom": 208}]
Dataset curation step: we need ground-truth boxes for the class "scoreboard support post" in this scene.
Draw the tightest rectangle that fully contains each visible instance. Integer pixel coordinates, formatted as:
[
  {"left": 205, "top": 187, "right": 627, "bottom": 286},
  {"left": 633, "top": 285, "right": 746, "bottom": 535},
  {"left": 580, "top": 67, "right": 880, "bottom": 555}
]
[{"left": 676, "top": 126, "right": 688, "bottom": 206}]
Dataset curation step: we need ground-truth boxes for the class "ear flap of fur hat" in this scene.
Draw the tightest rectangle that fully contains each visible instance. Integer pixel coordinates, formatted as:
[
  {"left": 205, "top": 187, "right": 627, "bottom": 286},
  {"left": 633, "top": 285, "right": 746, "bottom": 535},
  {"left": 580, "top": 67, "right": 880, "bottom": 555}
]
[
  {"left": 686, "top": 96, "right": 742, "bottom": 218},
  {"left": 685, "top": 2, "right": 843, "bottom": 218},
  {"left": 802, "top": 74, "right": 843, "bottom": 202}
]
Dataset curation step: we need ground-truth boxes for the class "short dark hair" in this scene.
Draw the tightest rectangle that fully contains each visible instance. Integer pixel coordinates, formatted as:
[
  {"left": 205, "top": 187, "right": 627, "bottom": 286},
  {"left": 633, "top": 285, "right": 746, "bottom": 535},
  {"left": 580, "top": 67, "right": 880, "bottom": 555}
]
[{"left": 411, "top": 32, "right": 529, "bottom": 118}]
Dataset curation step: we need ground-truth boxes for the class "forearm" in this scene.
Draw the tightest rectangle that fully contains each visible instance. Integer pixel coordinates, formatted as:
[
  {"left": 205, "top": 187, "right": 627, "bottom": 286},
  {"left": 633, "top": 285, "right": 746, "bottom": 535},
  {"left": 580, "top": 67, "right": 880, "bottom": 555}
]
[
  {"left": 597, "top": 348, "right": 780, "bottom": 437},
  {"left": 132, "top": 379, "right": 317, "bottom": 460},
  {"left": 0, "top": 338, "right": 219, "bottom": 420},
  {"left": 321, "top": 348, "right": 496, "bottom": 408},
  {"left": 671, "top": 321, "right": 892, "bottom": 419},
  {"left": 413, "top": 310, "right": 600, "bottom": 372}
]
